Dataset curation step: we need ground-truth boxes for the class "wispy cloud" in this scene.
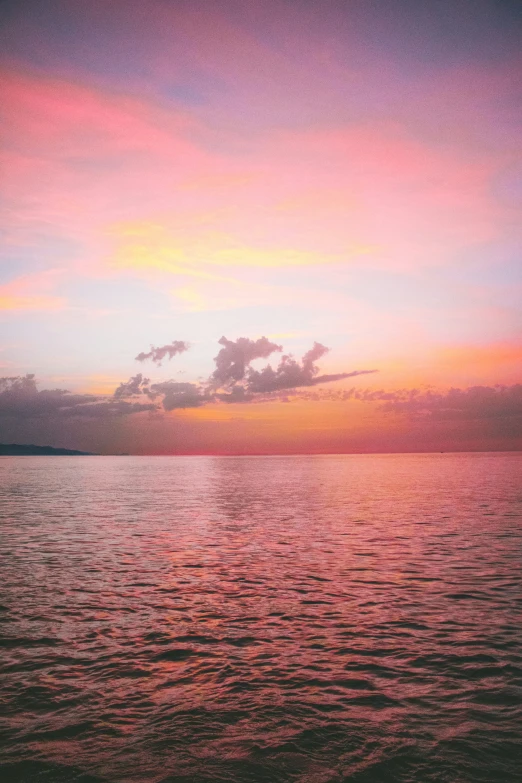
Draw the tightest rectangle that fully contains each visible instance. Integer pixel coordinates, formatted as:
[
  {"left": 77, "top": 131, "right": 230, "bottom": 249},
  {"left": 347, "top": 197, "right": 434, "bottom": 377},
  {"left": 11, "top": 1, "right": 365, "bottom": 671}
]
[
  {"left": 0, "top": 271, "right": 66, "bottom": 312},
  {"left": 135, "top": 340, "right": 189, "bottom": 365}
]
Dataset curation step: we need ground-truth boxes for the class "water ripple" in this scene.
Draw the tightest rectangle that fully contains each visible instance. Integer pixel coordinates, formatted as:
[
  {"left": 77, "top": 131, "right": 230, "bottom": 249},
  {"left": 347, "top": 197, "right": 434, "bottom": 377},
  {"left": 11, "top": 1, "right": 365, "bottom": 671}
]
[{"left": 1, "top": 453, "right": 521, "bottom": 782}]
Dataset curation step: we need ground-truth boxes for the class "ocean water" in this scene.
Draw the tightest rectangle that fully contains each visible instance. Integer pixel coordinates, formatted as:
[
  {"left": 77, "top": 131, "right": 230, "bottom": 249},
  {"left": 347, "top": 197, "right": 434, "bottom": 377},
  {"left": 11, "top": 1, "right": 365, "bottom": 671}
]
[{"left": 1, "top": 453, "right": 521, "bottom": 783}]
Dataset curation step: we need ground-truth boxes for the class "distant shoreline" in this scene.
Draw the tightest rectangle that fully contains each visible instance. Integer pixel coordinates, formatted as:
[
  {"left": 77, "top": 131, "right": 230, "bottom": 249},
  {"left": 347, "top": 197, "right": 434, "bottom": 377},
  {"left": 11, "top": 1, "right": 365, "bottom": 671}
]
[
  {"left": 0, "top": 444, "right": 95, "bottom": 456},
  {"left": 1, "top": 445, "right": 521, "bottom": 458}
]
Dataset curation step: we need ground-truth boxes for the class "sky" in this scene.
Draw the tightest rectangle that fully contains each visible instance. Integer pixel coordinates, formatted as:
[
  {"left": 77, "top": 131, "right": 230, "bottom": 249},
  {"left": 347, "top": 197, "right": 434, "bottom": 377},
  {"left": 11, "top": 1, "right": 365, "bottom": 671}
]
[{"left": 0, "top": 0, "right": 521, "bottom": 454}]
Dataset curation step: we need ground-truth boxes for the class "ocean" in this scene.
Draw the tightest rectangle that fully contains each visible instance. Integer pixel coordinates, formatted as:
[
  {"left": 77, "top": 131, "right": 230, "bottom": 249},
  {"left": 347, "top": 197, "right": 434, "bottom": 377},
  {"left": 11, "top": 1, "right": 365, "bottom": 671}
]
[{"left": 1, "top": 453, "right": 521, "bottom": 782}]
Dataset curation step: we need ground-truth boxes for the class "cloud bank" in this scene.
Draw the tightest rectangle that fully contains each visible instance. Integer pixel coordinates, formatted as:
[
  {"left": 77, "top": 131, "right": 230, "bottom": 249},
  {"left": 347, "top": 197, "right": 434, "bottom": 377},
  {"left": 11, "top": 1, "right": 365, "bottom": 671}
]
[
  {"left": 15, "top": 340, "right": 518, "bottom": 428},
  {"left": 374, "top": 385, "right": 522, "bottom": 422}
]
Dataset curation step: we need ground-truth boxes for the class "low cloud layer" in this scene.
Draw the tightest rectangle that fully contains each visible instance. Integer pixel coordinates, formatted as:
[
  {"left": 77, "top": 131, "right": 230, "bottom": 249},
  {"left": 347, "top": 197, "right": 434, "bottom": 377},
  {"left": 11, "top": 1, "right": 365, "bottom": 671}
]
[
  {"left": 373, "top": 384, "right": 522, "bottom": 422},
  {"left": 113, "top": 373, "right": 207, "bottom": 411},
  {"left": 135, "top": 340, "right": 189, "bottom": 365},
  {"left": 293, "top": 383, "right": 522, "bottom": 424},
  {"left": 0, "top": 375, "right": 156, "bottom": 419},
  {"left": 150, "top": 381, "right": 206, "bottom": 411},
  {"left": 3, "top": 365, "right": 521, "bottom": 456}
]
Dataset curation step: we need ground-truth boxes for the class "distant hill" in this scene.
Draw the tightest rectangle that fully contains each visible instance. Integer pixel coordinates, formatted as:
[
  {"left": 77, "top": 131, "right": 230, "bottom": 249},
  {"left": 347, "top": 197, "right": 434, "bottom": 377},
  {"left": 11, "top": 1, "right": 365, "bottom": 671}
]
[{"left": 0, "top": 443, "right": 95, "bottom": 456}]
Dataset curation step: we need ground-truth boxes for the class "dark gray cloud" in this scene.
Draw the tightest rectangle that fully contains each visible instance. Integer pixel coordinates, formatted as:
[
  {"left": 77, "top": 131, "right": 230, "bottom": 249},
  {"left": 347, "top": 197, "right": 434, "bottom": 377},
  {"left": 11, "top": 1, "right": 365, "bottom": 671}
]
[
  {"left": 210, "top": 336, "right": 282, "bottom": 388},
  {"left": 0, "top": 375, "right": 156, "bottom": 419},
  {"left": 135, "top": 340, "right": 189, "bottom": 365}
]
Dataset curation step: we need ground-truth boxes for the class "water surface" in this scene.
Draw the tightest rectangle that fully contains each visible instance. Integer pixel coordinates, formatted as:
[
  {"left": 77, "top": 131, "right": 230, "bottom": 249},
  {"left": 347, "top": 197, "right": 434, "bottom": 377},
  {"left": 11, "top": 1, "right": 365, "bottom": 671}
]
[{"left": 1, "top": 454, "right": 521, "bottom": 782}]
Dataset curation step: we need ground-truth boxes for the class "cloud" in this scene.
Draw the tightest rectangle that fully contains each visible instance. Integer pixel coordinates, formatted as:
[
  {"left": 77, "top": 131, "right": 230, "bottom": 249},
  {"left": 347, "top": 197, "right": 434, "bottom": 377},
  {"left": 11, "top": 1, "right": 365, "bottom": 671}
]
[
  {"left": 0, "top": 375, "right": 156, "bottom": 419},
  {"left": 374, "top": 384, "right": 522, "bottom": 422},
  {"left": 2, "top": 336, "right": 377, "bottom": 424},
  {"left": 113, "top": 374, "right": 206, "bottom": 410},
  {"left": 301, "top": 383, "right": 522, "bottom": 439},
  {"left": 208, "top": 338, "right": 378, "bottom": 401},
  {"left": 215, "top": 385, "right": 254, "bottom": 404},
  {"left": 310, "top": 370, "right": 378, "bottom": 386},
  {"left": 53, "top": 399, "right": 158, "bottom": 417},
  {"left": 115, "top": 336, "right": 374, "bottom": 410},
  {"left": 245, "top": 342, "right": 376, "bottom": 394},
  {"left": 149, "top": 381, "right": 206, "bottom": 410},
  {"left": 302, "top": 341, "right": 329, "bottom": 371},
  {"left": 114, "top": 373, "right": 154, "bottom": 399},
  {"left": 135, "top": 339, "right": 189, "bottom": 365},
  {"left": 210, "top": 335, "right": 282, "bottom": 388}
]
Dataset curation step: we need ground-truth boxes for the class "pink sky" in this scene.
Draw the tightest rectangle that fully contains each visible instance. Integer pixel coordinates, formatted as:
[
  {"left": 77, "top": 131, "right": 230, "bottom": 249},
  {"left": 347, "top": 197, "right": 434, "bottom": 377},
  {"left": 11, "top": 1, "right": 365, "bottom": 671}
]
[{"left": 1, "top": 0, "right": 521, "bottom": 453}]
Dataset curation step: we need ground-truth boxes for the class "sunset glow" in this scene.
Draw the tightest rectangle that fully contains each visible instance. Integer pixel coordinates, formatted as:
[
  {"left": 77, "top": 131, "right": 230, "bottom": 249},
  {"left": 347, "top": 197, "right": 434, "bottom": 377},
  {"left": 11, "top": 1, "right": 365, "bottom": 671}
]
[{"left": 1, "top": 0, "right": 520, "bottom": 453}]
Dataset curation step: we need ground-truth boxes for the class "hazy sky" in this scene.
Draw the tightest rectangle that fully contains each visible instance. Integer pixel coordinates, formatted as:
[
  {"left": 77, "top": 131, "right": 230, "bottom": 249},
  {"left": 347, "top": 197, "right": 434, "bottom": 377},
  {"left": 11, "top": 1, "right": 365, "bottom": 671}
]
[{"left": 1, "top": 0, "right": 521, "bottom": 453}]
